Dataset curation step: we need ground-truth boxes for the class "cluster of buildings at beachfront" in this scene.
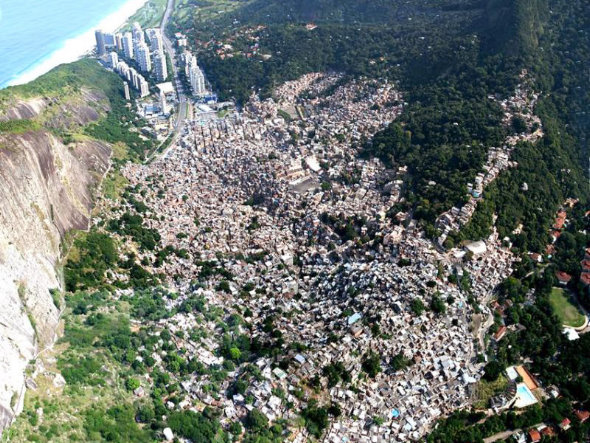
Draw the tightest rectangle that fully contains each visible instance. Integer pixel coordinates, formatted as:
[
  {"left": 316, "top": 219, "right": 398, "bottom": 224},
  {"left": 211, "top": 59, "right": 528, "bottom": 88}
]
[
  {"left": 181, "top": 51, "right": 207, "bottom": 96},
  {"left": 95, "top": 26, "right": 214, "bottom": 123},
  {"left": 435, "top": 74, "right": 543, "bottom": 247},
  {"left": 171, "top": 31, "right": 210, "bottom": 98},
  {"left": 94, "top": 73, "right": 523, "bottom": 440},
  {"left": 95, "top": 23, "right": 168, "bottom": 98}
]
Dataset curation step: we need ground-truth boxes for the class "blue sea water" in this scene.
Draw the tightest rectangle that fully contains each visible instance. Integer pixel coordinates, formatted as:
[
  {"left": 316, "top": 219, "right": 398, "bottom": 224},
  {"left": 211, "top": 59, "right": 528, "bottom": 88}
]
[{"left": 0, "top": 0, "right": 128, "bottom": 88}]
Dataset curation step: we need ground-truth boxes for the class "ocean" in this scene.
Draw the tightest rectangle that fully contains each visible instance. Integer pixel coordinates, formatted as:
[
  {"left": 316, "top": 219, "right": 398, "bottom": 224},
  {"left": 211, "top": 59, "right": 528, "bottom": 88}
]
[{"left": 0, "top": 0, "right": 145, "bottom": 88}]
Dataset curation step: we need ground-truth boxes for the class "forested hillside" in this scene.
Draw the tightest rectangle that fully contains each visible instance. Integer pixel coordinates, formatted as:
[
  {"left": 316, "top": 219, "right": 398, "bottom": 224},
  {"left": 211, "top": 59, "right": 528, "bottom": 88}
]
[
  {"left": 216, "top": 0, "right": 481, "bottom": 27},
  {"left": 182, "top": 0, "right": 550, "bottom": 96},
  {"left": 191, "top": 0, "right": 486, "bottom": 102},
  {"left": 437, "top": 0, "right": 589, "bottom": 251},
  {"left": 181, "top": 0, "right": 588, "bottom": 239}
]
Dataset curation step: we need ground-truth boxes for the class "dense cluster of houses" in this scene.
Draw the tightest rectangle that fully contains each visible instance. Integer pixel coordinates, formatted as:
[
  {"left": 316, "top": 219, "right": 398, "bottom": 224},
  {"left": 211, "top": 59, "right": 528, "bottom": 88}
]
[
  {"left": 103, "top": 74, "right": 527, "bottom": 440},
  {"left": 436, "top": 74, "right": 543, "bottom": 247}
]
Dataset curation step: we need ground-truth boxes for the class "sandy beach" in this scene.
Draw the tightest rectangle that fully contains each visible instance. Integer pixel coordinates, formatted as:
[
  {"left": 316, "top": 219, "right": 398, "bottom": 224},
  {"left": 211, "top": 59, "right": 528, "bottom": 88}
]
[{"left": 8, "top": 0, "right": 149, "bottom": 87}]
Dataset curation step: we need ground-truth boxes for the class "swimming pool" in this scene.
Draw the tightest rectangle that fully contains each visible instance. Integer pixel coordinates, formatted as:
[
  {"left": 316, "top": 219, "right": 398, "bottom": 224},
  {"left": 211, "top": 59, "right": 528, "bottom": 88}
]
[{"left": 514, "top": 383, "right": 538, "bottom": 408}]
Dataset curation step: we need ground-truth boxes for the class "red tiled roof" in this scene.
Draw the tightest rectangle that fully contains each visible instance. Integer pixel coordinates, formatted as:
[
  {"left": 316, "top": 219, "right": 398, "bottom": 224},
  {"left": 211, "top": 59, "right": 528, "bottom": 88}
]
[
  {"left": 575, "top": 410, "right": 589, "bottom": 422},
  {"left": 494, "top": 326, "right": 507, "bottom": 341},
  {"left": 529, "top": 429, "right": 541, "bottom": 442},
  {"left": 555, "top": 271, "right": 572, "bottom": 283},
  {"left": 553, "top": 217, "right": 565, "bottom": 230},
  {"left": 541, "top": 426, "right": 556, "bottom": 436}
]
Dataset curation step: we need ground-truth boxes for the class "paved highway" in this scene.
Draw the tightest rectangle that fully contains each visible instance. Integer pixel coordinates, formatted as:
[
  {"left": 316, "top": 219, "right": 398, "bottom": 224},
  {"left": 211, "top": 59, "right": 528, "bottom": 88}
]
[
  {"left": 161, "top": 0, "right": 189, "bottom": 133},
  {"left": 145, "top": 0, "right": 189, "bottom": 162}
]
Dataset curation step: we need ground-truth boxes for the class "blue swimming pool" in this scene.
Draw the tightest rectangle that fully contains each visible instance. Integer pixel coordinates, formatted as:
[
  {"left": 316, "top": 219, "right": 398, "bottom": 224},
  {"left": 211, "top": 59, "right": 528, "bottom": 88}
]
[{"left": 515, "top": 383, "right": 537, "bottom": 407}]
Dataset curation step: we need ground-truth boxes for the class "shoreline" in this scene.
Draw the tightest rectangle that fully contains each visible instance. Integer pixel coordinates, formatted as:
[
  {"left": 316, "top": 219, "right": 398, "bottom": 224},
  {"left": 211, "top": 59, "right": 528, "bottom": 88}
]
[{"left": 4, "top": 0, "right": 149, "bottom": 88}]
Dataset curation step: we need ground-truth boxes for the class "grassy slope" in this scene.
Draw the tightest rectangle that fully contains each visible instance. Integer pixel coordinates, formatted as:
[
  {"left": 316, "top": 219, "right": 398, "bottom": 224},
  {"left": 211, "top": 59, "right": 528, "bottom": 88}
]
[
  {"left": 0, "top": 59, "right": 121, "bottom": 108},
  {"left": 2, "top": 297, "right": 150, "bottom": 443},
  {"left": 472, "top": 375, "right": 509, "bottom": 410},
  {"left": 549, "top": 288, "right": 586, "bottom": 328},
  {"left": 174, "top": 0, "right": 249, "bottom": 27},
  {"left": 125, "top": 0, "right": 167, "bottom": 29}
]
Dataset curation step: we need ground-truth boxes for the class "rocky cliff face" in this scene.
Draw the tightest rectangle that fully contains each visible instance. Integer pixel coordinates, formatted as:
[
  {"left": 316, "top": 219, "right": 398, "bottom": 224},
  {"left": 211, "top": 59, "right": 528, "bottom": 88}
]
[{"left": 0, "top": 96, "right": 111, "bottom": 430}]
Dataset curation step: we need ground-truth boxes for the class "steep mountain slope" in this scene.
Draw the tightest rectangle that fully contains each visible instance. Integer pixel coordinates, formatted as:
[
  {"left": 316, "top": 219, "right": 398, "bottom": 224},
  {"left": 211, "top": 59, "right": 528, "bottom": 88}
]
[
  {"left": 0, "top": 59, "right": 146, "bottom": 431},
  {"left": 0, "top": 129, "right": 110, "bottom": 429},
  {"left": 478, "top": 0, "right": 549, "bottom": 54}
]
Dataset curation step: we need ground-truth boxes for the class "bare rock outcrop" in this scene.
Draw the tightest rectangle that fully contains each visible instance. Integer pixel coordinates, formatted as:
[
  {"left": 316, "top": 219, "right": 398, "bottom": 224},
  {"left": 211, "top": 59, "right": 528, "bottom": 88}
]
[
  {"left": 0, "top": 119, "right": 111, "bottom": 430},
  {"left": 0, "top": 97, "right": 47, "bottom": 121}
]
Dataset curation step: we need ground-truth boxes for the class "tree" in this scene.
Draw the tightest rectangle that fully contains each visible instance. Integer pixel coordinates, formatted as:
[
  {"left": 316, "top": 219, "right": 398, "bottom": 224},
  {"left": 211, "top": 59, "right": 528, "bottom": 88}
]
[
  {"left": 135, "top": 404, "right": 155, "bottom": 423},
  {"left": 302, "top": 400, "right": 329, "bottom": 438},
  {"left": 362, "top": 351, "right": 381, "bottom": 378},
  {"left": 125, "top": 378, "right": 140, "bottom": 391},
  {"left": 430, "top": 294, "right": 446, "bottom": 314},
  {"left": 411, "top": 298, "right": 425, "bottom": 316},
  {"left": 391, "top": 352, "right": 412, "bottom": 372},
  {"left": 322, "top": 362, "right": 350, "bottom": 387},
  {"left": 229, "top": 421, "right": 242, "bottom": 436},
  {"left": 511, "top": 116, "right": 527, "bottom": 133},
  {"left": 217, "top": 280, "right": 231, "bottom": 293},
  {"left": 483, "top": 361, "right": 503, "bottom": 382},
  {"left": 229, "top": 347, "right": 242, "bottom": 361},
  {"left": 328, "top": 403, "right": 342, "bottom": 417},
  {"left": 167, "top": 410, "right": 221, "bottom": 442},
  {"left": 245, "top": 408, "right": 268, "bottom": 433},
  {"left": 160, "top": 329, "right": 171, "bottom": 341}
]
